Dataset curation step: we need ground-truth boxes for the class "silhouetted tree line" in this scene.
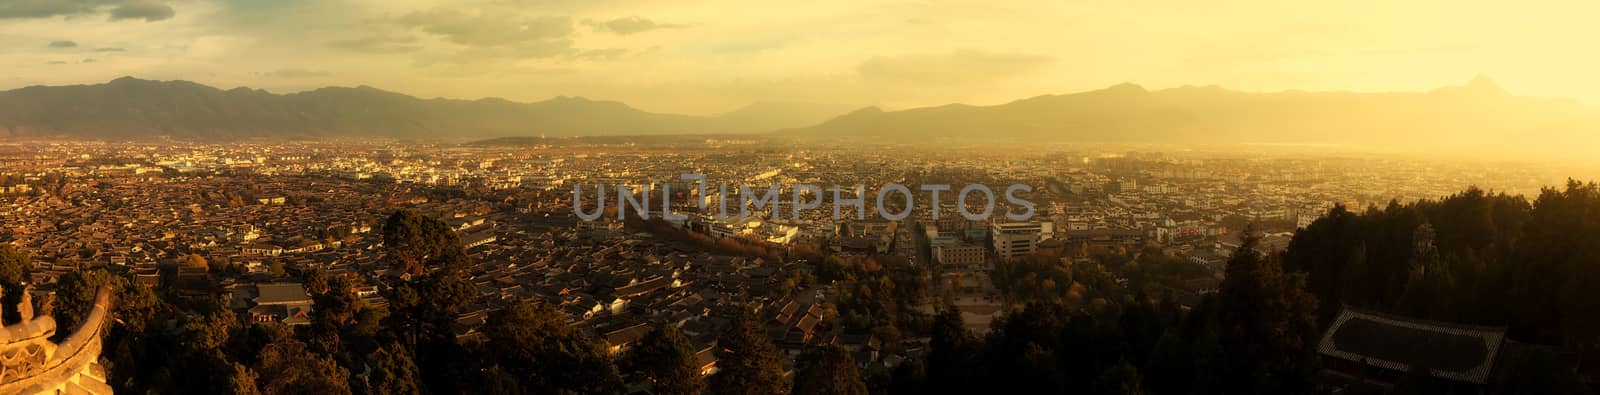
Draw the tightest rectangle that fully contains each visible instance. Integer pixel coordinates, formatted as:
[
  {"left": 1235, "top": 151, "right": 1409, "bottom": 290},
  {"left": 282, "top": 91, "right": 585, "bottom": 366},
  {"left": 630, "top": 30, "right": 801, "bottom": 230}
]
[{"left": 1286, "top": 181, "right": 1600, "bottom": 350}]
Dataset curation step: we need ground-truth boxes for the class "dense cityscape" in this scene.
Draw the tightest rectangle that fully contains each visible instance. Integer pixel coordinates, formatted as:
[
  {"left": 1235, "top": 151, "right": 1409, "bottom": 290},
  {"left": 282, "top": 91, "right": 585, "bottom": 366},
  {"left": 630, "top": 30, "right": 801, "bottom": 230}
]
[
  {"left": 0, "top": 137, "right": 1595, "bottom": 394},
  {"left": 7, "top": 1, "right": 1600, "bottom": 393}
]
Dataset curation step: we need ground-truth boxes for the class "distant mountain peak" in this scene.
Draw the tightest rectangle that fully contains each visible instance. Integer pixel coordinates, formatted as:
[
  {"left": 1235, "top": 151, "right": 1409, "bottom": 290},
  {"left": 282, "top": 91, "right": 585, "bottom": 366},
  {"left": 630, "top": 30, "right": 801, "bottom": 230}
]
[
  {"left": 1434, "top": 75, "right": 1508, "bottom": 96},
  {"left": 1106, "top": 82, "right": 1148, "bottom": 94},
  {"left": 0, "top": 77, "right": 847, "bottom": 139},
  {"left": 1465, "top": 75, "right": 1506, "bottom": 94}
]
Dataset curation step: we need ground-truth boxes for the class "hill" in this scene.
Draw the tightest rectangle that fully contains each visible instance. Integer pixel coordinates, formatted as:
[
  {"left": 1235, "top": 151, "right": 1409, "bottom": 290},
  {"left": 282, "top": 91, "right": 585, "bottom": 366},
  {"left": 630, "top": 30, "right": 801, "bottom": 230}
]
[
  {"left": 787, "top": 77, "right": 1600, "bottom": 159},
  {"left": 0, "top": 77, "right": 844, "bottom": 139}
]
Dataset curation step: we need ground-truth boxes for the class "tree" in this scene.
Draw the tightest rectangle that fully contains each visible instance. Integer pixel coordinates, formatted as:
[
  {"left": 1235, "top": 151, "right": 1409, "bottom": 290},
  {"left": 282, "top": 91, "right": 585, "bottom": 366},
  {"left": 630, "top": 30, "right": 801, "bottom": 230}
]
[
  {"left": 52, "top": 268, "right": 117, "bottom": 335},
  {"left": 483, "top": 299, "right": 621, "bottom": 394},
  {"left": 1094, "top": 361, "right": 1145, "bottom": 395},
  {"left": 925, "top": 305, "right": 974, "bottom": 394},
  {"left": 792, "top": 345, "right": 867, "bottom": 395},
  {"left": 309, "top": 274, "right": 362, "bottom": 354},
  {"left": 184, "top": 253, "right": 210, "bottom": 271},
  {"left": 887, "top": 357, "right": 926, "bottom": 395},
  {"left": 388, "top": 270, "right": 477, "bottom": 345},
  {"left": 1217, "top": 229, "right": 1319, "bottom": 393},
  {"left": 710, "top": 305, "right": 787, "bottom": 395},
  {"left": 382, "top": 210, "right": 468, "bottom": 276},
  {"left": 228, "top": 363, "right": 261, "bottom": 395},
  {"left": 364, "top": 342, "right": 423, "bottom": 395},
  {"left": 255, "top": 335, "right": 353, "bottom": 395},
  {"left": 624, "top": 324, "right": 705, "bottom": 395},
  {"left": 0, "top": 244, "right": 29, "bottom": 323}
]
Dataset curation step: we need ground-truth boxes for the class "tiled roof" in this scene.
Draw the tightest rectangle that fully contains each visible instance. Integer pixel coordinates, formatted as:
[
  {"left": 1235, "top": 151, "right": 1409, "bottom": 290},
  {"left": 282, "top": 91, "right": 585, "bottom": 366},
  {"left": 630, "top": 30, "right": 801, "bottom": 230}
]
[{"left": 1316, "top": 307, "right": 1506, "bottom": 384}]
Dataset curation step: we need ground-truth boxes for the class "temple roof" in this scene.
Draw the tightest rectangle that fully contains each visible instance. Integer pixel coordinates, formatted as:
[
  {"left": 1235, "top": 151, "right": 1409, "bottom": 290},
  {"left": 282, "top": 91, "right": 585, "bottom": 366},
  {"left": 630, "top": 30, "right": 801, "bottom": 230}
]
[{"left": 1316, "top": 306, "right": 1506, "bottom": 384}]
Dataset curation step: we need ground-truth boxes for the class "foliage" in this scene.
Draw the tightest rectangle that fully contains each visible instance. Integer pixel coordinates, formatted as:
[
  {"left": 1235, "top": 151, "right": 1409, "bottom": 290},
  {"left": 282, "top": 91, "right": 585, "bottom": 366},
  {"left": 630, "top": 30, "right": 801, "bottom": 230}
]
[
  {"left": 1216, "top": 229, "right": 1319, "bottom": 393},
  {"left": 482, "top": 299, "right": 622, "bottom": 394},
  {"left": 1286, "top": 182, "right": 1600, "bottom": 349},
  {"left": 382, "top": 210, "right": 469, "bottom": 276},
  {"left": 255, "top": 335, "right": 354, "bottom": 395},
  {"left": 624, "top": 324, "right": 705, "bottom": 395},
  {"left": 792, "top": 345, "right": 868, "bottom": 395},
  {"left": 710, "top": 305, "right": 788, "bottom": 395},
  {"left": 0, "top": 244, "right": 29, "bottom": 323}
]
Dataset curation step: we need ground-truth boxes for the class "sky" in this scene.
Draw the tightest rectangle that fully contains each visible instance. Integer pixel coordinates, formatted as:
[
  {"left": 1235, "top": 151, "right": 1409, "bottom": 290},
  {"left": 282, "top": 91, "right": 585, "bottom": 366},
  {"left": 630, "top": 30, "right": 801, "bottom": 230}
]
[{"left": 2, "top": 0, "right": 1599, "bottom": 115}]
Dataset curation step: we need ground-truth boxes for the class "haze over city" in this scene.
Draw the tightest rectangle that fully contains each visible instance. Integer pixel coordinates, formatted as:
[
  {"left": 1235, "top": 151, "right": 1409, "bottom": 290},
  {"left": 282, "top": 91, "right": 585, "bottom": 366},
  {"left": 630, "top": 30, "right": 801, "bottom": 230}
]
[
  {"left": 5, "top": 0, "right": 1600, "bottom": 113},
  {"left": 2, "top": 1, "right": 1599, "bottom": 395}
]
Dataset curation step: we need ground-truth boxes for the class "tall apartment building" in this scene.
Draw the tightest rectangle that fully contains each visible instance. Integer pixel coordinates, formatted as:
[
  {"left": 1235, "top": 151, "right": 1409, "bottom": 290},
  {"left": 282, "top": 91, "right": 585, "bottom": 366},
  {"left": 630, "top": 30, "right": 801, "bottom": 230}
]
[{"left": 990, "top": 221, "right": 1053, "bottom": 259}]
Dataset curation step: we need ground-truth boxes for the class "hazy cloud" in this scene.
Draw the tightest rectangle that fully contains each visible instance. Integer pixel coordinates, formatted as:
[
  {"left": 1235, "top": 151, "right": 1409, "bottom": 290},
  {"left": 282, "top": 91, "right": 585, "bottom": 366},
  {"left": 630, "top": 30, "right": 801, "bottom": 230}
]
[
  {"left": 81, "top": 58, "right": 97, "bottom": 63},
  {"left": 571, "top": 48, "right": 629, "bottom": 61},
  {"left": 48, "top": 40, "right": 79, "bottom": 48},
  {"left": 412, "top": 38, "right": 576, "bottom": 64},
  {"left": 0, "top": 0, "right": 172, "bottom": 21},
  {"left": 397, "top": 9, "right": 572, "bottom": 47},
  {"left": 93, "top": 47, "right": 126, "bottom": 52},
  {"left": 46, "top": 60, "right": 68, "bottom": 65},
  {"left": 260, "top": 68, "right": 331, "bottom": 78},
  {"left": 328, "top": 36, "right": 423, "bottom": 54},
  {"left": 586, "top": 17, "right": 686, "bottom": 35},
  {"left": 857, "top": 50, "right": 1053, "bottom": 84},
  {"left": 108, "top": 0, "right": 174, "bottom": 22},
  {"left": 0, "top": 0, "right": 114, "bottom": 19}
]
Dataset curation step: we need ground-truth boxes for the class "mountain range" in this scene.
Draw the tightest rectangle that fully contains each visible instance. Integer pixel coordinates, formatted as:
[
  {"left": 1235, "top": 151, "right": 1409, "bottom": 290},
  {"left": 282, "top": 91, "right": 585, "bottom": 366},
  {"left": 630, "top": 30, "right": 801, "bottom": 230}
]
[
  {"left": 0, "top": 77, "right": 850, "bottom": 139},
  {"left": 787, "top": 76, "right": 1599, "bottom": 159},
  {"left": 2, "top": 76, "right": 1597, "bottom": 159}
]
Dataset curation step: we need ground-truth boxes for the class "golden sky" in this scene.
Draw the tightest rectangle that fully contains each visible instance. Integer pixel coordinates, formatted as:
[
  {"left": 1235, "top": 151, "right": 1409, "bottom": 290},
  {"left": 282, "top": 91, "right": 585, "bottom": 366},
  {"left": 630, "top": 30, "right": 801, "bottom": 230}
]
[{"left": 3, "top": 0, "right": 1598, "bottom": 115}]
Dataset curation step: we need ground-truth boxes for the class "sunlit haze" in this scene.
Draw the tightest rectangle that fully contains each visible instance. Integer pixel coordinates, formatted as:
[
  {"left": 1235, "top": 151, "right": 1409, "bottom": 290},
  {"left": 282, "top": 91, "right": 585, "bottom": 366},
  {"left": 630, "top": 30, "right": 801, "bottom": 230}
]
[
  {"left": 5, "top": 0, "right": 1600, "bottom": 114},
  {"left": 3, "top": 3, "right": 1600, "bottom": 394}
]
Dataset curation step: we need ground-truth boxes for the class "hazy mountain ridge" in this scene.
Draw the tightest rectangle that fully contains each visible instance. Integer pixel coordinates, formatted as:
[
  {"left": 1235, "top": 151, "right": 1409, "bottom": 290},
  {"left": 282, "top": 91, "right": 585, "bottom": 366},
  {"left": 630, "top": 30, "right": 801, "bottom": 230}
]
[
  {"left": 788, "top": 77, "right": 1599, "bottom": 159},
  {"left": 0, "top": 77, "right": 843, "bottom": 139}
]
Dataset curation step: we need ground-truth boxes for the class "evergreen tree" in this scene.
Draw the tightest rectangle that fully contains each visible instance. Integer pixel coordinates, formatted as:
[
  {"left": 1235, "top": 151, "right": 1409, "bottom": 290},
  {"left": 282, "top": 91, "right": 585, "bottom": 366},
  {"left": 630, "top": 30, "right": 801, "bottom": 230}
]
[
  {"left": 227, "top": 363, "right": 261, "bottom": 395},
  {"left": 483, "top": 299, "right": 622, "bottom": 394},
  {"left": 792, "top": 345, "right": 868, "bottom": 395},
  {"left": 0, "top": 244, "right": 29, "bottom": 323},
  {"left": 624, "top": 324, "right": 705, "bottom": 395},
  {"left": 255, "top": 335, "right": 353, "bottom": 395},
  {"left": 925, "top": 305, "right": 973, "bottom": 394},
  {"left": 364, "top": 342, "right": 423, "bottom": 395},
  {"left": 382, "top": 210, "right": 468, "bottom": 276},
  {"left": 1217, "top": 229, "right": 1319, "bottom": 393},
  {"left": 887, "top": 357, "right": 926, "bottom": 395},
  {"left": 1094, "top": 361, "right": 1145, "bottom": 395},
  {"left": 711, "top": 305, "right": 788, "bottom": 395}
]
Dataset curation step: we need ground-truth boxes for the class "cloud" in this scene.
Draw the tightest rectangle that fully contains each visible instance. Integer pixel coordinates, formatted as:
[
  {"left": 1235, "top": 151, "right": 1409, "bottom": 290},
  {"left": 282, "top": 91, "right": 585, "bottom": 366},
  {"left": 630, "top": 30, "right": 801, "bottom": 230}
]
[
  {"left": 81, "top": 58, "right": 97, "bottom": 63},
  {"left": 856, "top": 50, "right": 1053, "bottom": 84},
  {"left": 397, "top": 8, "right": 572, "bottom": 47},
  {"left": 412, "top": 38, "right": 576, "bottom": 65},
  {"left": 0, "top": 0, "right": 112, "bottom": 19},
  {"left": 571, "top": 48, "right": 629, "bottom": 61},
  {"left": 259, "top": 68, "right": 331, "bottom": 78},
  {"left": 0, "top": 0, "right": 173, "bottom": 21},
  {"left": 328, "top": 36, "right": 423, "bottom": 54},
  {"left": 47, "top": 61, "right": 68, "bottom": 65},
  {"left": 48, "top": 40, "right": 79, "bottom": 48},
  {"left": 108, "top": 0, "right": 174, "bottom": 22},
  {"left": 586, "top": 17, "right": 686, "bottom": 35},
  {"left": 93, "top": 47, "right": 126, "bottom": 52}
]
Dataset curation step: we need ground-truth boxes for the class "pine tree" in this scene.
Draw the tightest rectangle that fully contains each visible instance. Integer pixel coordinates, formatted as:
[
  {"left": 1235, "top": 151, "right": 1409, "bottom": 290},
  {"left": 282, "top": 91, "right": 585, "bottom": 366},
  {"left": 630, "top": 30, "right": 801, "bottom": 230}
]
[
  {"left": 625, "top": 324, "right": 706, "bottom": 395},
  {"left": 711, "top": 305, "right": 788, "bottom": 395},
  {"left": 925, "top": 305, "right": 973, "bottom": 393},
  {"left": 483, "top": 299, "right": 622, "bottom": 394},
  {"left": 364, "top": 342, "right": 422, "bottom": 395},
  {"left": 1217, "top": 228, "right": 1319, "bottom": 393},
  {"left": 792, "top": 345, "right": 867, "bottom": 395}
]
